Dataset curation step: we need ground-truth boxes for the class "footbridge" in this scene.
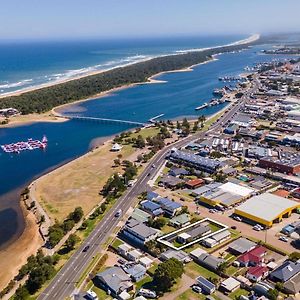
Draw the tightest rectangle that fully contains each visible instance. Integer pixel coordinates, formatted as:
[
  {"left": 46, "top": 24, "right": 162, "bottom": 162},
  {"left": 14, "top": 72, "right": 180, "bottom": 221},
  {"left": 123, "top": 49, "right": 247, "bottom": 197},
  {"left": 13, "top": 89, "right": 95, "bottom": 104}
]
[{"left": 63, "top": 115, "right": 147, "bottom": 127}]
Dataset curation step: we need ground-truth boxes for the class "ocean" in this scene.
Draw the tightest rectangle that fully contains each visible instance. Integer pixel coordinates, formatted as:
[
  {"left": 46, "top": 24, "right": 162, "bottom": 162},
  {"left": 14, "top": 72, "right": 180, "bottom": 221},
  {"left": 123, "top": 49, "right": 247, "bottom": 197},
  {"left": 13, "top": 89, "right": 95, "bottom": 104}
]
[{"left": 0, "top": 35, "right": 291, "bottom": 248}]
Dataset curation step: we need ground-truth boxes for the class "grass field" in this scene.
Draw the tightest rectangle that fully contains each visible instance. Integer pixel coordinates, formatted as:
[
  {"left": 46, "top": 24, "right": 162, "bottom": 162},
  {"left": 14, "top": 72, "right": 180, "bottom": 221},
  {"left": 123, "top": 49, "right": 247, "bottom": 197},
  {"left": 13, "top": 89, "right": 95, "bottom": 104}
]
[
  {"left": 130, "top": 127, "right": 160, "bottom": 139},
  {"left": 184, "top": 261, "right": 220, "bottom": 280},
  {"left": 229, "top": 288, "right": 249, "bottom": 299},
  {"left": 34, "top": 141, "right": 135, "bottom": 222}
]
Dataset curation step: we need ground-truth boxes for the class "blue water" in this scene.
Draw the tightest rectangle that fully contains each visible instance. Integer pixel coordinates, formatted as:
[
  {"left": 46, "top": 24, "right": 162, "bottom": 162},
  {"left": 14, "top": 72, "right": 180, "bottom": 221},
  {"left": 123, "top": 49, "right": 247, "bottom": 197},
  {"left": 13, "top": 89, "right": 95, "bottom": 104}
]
[
  {"left": 0, "top": 36, "right": 293, "bottom": 248},
  {"left": 0, "top": 35, "right": 246, "bottom": 95}
]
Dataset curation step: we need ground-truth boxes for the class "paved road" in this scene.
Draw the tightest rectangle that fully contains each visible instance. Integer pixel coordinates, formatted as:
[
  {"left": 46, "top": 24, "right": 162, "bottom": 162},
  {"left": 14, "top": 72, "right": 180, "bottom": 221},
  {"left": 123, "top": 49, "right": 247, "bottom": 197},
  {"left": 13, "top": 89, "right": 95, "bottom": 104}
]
[{"left": 37, "top": 80, "right": 258, "bottom": 300}]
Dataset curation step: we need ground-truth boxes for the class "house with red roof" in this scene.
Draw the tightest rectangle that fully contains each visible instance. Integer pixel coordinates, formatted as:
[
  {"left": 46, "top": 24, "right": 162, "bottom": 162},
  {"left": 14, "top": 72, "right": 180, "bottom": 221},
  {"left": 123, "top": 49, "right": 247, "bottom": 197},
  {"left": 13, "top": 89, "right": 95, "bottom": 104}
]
[
  {"left": 247, "top": 266, "right": 269, "bottom": 282},
  {"left": 237, "top": 245, "right": 267, "bottom": 267},
  {"left": 186, "top": 178, "right": 204, "bottom": 189}
]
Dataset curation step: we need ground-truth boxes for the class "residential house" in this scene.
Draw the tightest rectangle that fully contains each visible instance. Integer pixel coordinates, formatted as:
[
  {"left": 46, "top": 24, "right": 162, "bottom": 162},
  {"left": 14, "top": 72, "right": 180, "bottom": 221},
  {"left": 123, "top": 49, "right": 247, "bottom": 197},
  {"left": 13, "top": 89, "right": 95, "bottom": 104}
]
[
  {"left": 196, "top": 253, "right": 225, "bottom": 272},
  {"left": 196, "top": 276, "right": 216, "bottom": 294},
  {"left": 146, "top": 191, "right": 159, "bottom": 201},
  {"left": 247, "top": 266, "right": 269, "bottom": 282},
  {"left": 140, "top": 201, "right": 164, "bottom": 217},
  {"left": 220, "top": 277, "right": 241, "bottom": 294},
  {"left": 169, "top": 213, "right": 191, "bottom": 228},
  {"left": 168, "top": 167, "right": 189, "bottom": 177},
  {"left": 94, "top": 266, "right": 133, "bottom": 297},
  {"left": 123, "top": 219, "right": 159, "bottom": 245},
  {"left": 270, "top": 260, "right": 300, "bottom": 283},
  {"left": 131, "top": 208, "right": 151, "bottom": 223},
  {"left": 124, "top": 264, "right": 147, "bottom": 282},
  {"left": 158, "top": 175, "right": 185, "bottom": 189},
  {"left": 185, "top": 178, "right": 204, "bottom": 189},
  {"left": 139, "top": 257, "right": 153, "bottom": 269},
  {"left": 117, "top": 243, "right": 133, "bottom": 257},
  {"left": 176, "top": 222, "right": 211, "bottom": 244},
  {"left": 127, "top": 249, "right": 143, "bottom": 262},
  {"left": 160, "top": 249, "right": 190, "bottom": 263},
  {"left": 237, "top": 246, "right": 267, "bottom": 267},
  {"left": 156, "top": 197, "right": 182, "bottom": 217},
  {"left": 202, "top": 230, "right": 231, "bottom": 248},
  {"left": 228, "top": 238, "right": 256, "bottom": 255}
]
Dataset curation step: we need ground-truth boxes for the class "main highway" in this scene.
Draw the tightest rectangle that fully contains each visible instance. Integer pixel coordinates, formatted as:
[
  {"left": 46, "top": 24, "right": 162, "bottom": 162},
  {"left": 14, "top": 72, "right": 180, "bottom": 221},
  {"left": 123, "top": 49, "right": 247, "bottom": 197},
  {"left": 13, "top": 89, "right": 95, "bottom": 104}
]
[{"left": 38, "top": 79, "right": 259, "bottom": 300}]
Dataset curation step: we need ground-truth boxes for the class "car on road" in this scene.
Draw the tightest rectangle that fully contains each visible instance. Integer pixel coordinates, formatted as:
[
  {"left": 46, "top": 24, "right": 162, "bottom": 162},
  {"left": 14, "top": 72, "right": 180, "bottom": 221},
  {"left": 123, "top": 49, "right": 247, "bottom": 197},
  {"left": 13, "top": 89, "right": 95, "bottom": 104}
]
[
  {"left": 231, "top": 226, "right": 237, "bottom": 230},
  {"left": 83, "top": 245, "right": 90, "bottom": 252},
  {"left": 147, "top": 173, "right": 151, "bottom": 176},
  {"left": 192, "top": 285, "right": 202, "bottom": 293},
  {"left": 279, "top": 236, "right": 289, "bottom": 242},
  {"left": 115, "top": 209, "right": 122, "bottom": 217}
]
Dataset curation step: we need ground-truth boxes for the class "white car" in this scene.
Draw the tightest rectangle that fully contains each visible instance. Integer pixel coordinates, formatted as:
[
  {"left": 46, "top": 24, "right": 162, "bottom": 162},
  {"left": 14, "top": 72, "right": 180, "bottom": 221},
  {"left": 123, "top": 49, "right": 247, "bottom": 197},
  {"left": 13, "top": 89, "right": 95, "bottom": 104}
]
[
  {"left": 253, "top": 225, "right": 261, "bottom": 231},
  {"left": 279, "top": 236, "right": 288, "bottom": 242},
  {"left": 86, "top": 290, "right": 98, "bottom": 300},
  {"left": 115, "top": 209, "right": 122, "bottom": 217},
  {"left": 138, "top": 288, "right": 157, "bottom": 298},
  {"left": 192, "top": 285, "right": 202, "bottom": 293},
  {"left": 233, "top": 215, "right": 242, "bottom": 222}
]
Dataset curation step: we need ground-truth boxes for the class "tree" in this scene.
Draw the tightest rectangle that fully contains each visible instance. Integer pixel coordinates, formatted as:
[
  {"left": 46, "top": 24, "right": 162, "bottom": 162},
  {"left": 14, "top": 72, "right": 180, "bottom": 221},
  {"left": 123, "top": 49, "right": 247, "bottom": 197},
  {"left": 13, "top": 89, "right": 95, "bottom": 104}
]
[
  {"left": 192, "top": 121, "right": 199, "bottom": 132},
  {"left": 289, "top": 251, "right": 300, "bottom": 262},
  {"left": 150, "top": 217, "right": 167, "bottom": 229},
  {"left": 48, "top": 224, "right": 64, "bottom": 248},
  {"left": 65, "top": 234, "right": 79, "bottom": 250},
  {"left": 153, "top": 258, "right": 184, "bottom": 292},
  {"left": 69, "top": 207, "right": 84, "bottom": 223},
  {"left": 135, "top": 135, "right": 146, "bottom": 148},
  {"left": 62, "top": 219, "right": 75, "bottom": 233},
  {"left": 14, "top": 285, "right": 30, "bottom": 300},
  {"left": 267, "top": 288, "right": 279, "bottom": 300},
  {"left": 40, "top": 215, "right": 45, "bottom": 224},
  {"left": 114, "top": 158, "right": 121, "bottom": 166},
  {"left": 217, "top": 261, "right": 228, "bottom": 274}
]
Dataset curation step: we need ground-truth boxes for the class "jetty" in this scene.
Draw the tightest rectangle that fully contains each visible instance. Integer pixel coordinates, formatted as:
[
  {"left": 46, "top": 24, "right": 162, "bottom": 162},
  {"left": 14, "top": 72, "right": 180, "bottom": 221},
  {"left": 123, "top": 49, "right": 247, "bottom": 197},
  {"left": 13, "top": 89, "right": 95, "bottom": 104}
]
[
  {"left": 149, "top": 114, "right": 165, "bottom": 123},
  {"left": 63, "top": 115, "right": 146, "bottom": 127},
  {"left": 195, "top": 103, "right": 208, "bottom": 111}
]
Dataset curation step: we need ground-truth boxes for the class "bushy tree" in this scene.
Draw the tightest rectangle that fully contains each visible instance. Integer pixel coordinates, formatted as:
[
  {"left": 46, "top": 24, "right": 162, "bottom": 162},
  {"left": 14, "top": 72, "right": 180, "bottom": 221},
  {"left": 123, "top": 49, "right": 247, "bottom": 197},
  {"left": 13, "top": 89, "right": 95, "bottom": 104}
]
[{"left": 154, "top": 258, "right": 184, "bottom": 292}]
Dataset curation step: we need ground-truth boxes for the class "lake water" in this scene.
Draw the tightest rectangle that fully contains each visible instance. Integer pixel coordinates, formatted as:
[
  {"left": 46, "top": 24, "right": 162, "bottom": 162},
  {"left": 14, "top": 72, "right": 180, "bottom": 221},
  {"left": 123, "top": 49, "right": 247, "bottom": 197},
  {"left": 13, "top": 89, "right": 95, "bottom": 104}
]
[{"left": 0, "top": 36, "right": 291, "bottom": 248}]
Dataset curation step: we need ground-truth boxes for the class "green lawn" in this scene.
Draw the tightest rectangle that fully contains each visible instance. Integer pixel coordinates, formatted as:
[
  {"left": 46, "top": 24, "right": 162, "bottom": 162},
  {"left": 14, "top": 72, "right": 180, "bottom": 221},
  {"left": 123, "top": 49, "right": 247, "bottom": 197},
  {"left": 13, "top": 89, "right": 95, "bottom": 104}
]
[
  {"left": 91, "top": 286, "right": 112, "bottom": 300},
  {"left": 161, "top": 224, "right": 176, "bottom": 234},
  {"left": 208, "top": 222, "right": 223, "bottom": 233},
  {"left": 130, "top": 127, "right": 160, "bottom": 139},
  {"left": 147, "top": 263, "right": 158, "bottom": 276},
  {"left": 110, "top": 238, "right": 123, "bottom": 251},
  {"left": 177, "top": 289, "right": 222, "bottom": 300},
  {"left": 226, "top": 265, "right": 238, "bottom": 276},
  {"left": 229, "top": 288, "right": 249, "bottom": 299},
  {"left": 135, "top": 275, "right": 153, "bottom": 290},
  {"left": 184, "top": 261, "right": 220, "bottom": 280}
]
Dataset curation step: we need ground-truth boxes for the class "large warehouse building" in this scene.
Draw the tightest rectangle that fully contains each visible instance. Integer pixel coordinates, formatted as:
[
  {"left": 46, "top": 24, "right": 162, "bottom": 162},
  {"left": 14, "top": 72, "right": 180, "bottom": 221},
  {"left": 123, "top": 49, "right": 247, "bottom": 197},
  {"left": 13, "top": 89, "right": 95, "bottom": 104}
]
[{"left": 235, "top": 193, "right": 300, "bottom": 227}]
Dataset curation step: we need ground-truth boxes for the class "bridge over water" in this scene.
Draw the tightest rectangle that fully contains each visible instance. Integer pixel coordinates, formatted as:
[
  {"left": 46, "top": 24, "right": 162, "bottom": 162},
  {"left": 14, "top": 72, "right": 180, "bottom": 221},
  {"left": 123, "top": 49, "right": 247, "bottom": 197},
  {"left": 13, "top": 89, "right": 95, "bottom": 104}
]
[{"left": 62, "top": 115, "right": 147, "bottom": 127}]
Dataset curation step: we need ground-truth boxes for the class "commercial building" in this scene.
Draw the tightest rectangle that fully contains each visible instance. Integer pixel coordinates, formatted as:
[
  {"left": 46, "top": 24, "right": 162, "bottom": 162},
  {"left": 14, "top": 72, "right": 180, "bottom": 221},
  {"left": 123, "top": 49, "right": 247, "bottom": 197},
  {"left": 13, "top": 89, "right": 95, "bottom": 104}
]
[
  {"left": 169, "top": 148, "right": 224, "bottom": 173},
  {"left": 259, "top": 152, "right": 300, "bottom": 175},
  {"left": 235, "top": 193, "right": 300, "bottom": 227},
  {"left": 198, "top": 182, "right": 254, "bottom": 207}
]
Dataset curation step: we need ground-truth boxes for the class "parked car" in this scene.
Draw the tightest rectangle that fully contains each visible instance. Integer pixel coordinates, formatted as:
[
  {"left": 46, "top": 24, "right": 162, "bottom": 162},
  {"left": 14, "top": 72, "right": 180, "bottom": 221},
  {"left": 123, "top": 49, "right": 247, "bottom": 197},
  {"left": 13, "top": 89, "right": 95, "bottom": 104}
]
[
  {"left": 192, "top": 285, "right": 202, "bottom": 293},
  {"left": 253, "top": 225, "right": 262, "bottom": 231},
  {"left": 138, "top": 288, "right": 157, "bottom": 298},
  {"left": 279, "top": 236, "right": 289, "bottom": 242},
  {"left": 233, "top": 215, "right": 242, "bottom": 222}
]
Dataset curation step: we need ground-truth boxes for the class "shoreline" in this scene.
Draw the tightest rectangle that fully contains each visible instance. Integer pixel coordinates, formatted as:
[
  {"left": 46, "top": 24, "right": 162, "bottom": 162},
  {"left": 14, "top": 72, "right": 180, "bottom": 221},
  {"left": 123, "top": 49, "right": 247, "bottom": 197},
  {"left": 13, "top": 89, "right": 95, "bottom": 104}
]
[
  {"left": 0, "top": 35, "right": 258, "bottom": 292},
  {"left": 0, "top": 34, "right": 259, "bottom": 100}
]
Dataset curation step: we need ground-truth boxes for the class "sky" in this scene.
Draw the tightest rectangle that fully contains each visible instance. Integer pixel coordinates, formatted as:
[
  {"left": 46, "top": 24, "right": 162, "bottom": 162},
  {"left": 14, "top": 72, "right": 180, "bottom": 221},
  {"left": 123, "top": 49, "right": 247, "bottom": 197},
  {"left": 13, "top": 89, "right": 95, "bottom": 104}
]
[{"left": 1, "top": 0, "right": 300, "bottom": 40}]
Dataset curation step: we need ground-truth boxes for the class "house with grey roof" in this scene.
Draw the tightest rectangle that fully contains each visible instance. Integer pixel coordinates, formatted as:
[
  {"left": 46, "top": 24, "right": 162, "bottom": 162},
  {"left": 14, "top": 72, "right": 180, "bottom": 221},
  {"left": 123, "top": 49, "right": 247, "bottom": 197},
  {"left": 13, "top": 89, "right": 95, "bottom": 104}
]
[
  {"left": 196, "top": 253, "right": 225, "bottom": 272},
  {"left": 160, "top": 249, "right": 190, "bottom": 263},
  {"left": 124, "top": 264, "right": 147, "bottom": 282},
  {"left": 270, "top": 260, "right": 300, "bottom": 283},
  {"left": 131, "top": 208, "right": 151, "bottom": 223},
  {"left": 94, "top": 266, "right": 133, "bottom": 296},
  {"left": 123, "top": 219, "right": 159, "bottom": 245},
  {"left": 202, "top": 230, "right": 231, "bottom": 248},
  {"left": 169, "top": 213, "right": 191, "bottom": 228},
  {"left": 228, "top": 238, "right": 256, "bottom": 255}
]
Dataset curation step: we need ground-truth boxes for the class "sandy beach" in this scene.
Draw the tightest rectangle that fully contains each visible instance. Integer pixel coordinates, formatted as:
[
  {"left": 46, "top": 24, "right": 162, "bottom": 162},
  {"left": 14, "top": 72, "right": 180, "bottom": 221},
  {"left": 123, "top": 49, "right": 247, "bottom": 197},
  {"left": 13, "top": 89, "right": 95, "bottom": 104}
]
[{"left": 0, "top": 200, "right": 43, "bottom": 291}]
